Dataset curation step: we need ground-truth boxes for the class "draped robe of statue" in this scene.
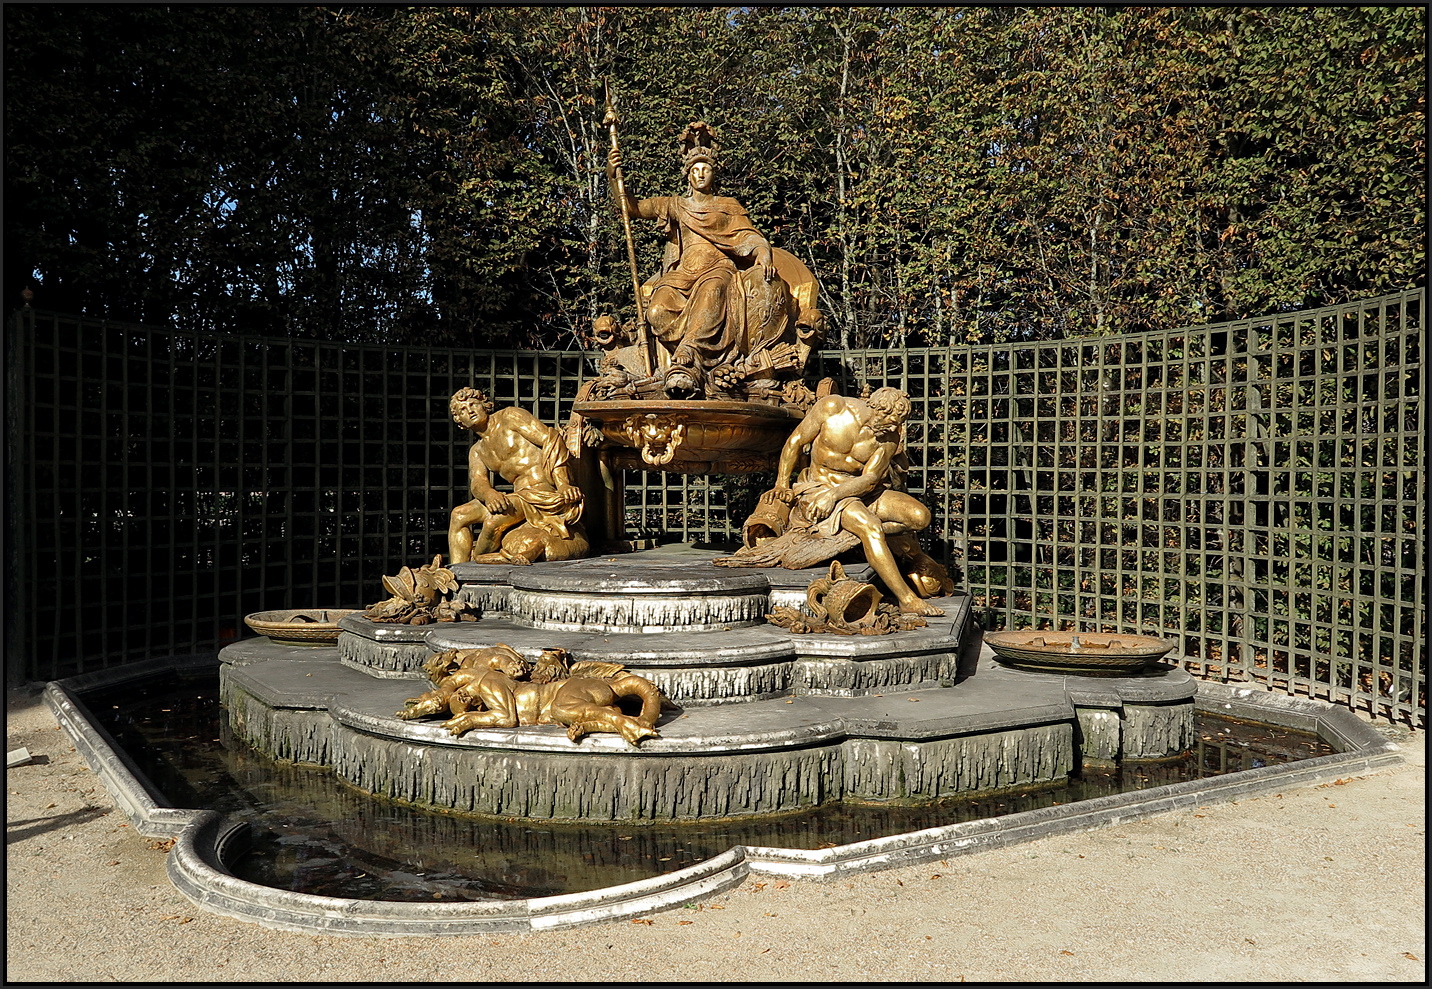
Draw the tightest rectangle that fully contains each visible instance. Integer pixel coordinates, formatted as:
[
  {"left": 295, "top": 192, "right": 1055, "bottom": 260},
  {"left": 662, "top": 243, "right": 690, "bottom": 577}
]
[{"left": 642, "top": 194, "right": 788, "bottom": 377}]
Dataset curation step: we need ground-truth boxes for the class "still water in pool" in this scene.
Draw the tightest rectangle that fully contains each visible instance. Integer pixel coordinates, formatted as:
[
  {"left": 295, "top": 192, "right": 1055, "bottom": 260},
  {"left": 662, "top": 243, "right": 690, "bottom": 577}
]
[{"left": 94, "top": 675, "right": 1332, "bottom": 901}]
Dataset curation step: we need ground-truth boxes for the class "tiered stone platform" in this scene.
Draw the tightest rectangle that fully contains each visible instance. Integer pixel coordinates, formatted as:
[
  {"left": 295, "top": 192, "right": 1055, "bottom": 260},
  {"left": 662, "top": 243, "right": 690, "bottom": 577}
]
[{"left": 220, "top": 545, "right": 1196, "bottom": 822}]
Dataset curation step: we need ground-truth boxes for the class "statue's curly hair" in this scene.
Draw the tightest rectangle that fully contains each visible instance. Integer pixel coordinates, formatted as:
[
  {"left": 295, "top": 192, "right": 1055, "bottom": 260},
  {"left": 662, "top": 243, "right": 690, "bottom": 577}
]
[
  {"left": 866, "top": 386, "right": 911, "bottom": 424},
  {"left": 450, "top": 386, "right": 495, "bottom": 423}
]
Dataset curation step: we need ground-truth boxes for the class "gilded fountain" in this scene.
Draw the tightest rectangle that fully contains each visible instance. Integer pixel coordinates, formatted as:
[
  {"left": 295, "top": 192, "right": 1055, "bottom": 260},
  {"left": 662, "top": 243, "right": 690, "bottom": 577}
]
[{"left": 224, "top": 109, "right": 1194, "bottom": 823}]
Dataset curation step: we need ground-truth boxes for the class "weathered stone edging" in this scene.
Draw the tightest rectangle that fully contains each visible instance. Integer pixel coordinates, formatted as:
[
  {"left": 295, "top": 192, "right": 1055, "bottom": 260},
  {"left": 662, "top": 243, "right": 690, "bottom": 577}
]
[{"left": 46, "top": 659, "right": 1400, "bottom": 936}]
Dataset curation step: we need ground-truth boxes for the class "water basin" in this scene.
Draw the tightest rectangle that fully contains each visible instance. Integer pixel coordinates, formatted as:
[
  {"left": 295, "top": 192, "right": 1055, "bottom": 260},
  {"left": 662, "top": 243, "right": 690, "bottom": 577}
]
[{"left": 94, "top": 672, "right": 1333, "bottom": 901}]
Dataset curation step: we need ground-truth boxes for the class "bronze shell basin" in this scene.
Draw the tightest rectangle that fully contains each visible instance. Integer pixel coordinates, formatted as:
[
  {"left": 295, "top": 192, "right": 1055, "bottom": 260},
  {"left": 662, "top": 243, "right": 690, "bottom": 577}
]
[
  {"left": 244, "top": 609, "right": 358, "bottom": 647},
  {"left": 984, "top": 631, "right": 1177, "bottom": 676},
  {"left": 572, "top": 399, "right": 802, "bottom": 475}
]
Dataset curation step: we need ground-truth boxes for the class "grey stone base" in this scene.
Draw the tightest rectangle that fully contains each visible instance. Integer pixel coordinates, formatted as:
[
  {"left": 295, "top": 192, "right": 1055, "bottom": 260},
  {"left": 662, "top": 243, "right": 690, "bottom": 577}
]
[
  {"left": 336, "top": 604, "right": 973, "bottom": 707},
  {"left": 217, "top": 640, "right": 1200, "bottom": 822},
  {"left": 45, "top": 652, "right": 1402, "bottom": 936},
  {"left": 225, "top": 679, "right": 1074, "bottom": 819},
  {"left": 421, "top": 606, "right": 969, "bottom": 706},
  {"left": 336, "top": 624, "right": 435, "bottom": 677},
  {"left": 1058, "top": 665, "right": 1199, "bottom": 763},
  {"left": 507, "top": 560, "right": 771, "bottom": 632},
  {"left": 336, "top": 548, "right": 966, "bottom": 706}
]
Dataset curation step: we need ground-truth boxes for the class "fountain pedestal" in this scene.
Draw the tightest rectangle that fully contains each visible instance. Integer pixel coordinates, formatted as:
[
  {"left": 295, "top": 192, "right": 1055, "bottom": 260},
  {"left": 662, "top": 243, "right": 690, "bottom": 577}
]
[{"left": 223, "top": 545, "right": 1196, "bottom": 822}]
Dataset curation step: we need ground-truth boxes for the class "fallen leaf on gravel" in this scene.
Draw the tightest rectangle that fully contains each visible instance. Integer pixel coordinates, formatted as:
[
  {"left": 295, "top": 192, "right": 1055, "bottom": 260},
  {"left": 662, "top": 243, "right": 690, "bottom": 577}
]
[
  {"left": 631, "top": 918, "right": 653, "bottom": 926},
  {"left": 679, "top": 920, "right": 693, "bottom": 926},
  {"left": 708, "top": 904, "right": 725, "bottom": 910},
  {"left": 160, "top": 915, "right": 180, "bottom": 920},
  {"left": 107, "top": 860, "right": 120, "bottom": 866},
  {"left": 178, "top": 917, "right": 193, "bottom": 924},
  {"left": 1403, "top": 953, "right": 1418, "bottom": 961},
  {"left": 1060, "top": 950, "right": 1074, "bottom": 956},
  {"left": 930, "top": 873, "right": 942, "bottom": 879},
  {"left": 752, "top": 883, "right": 766, "bottom": 891},
  {"left": 774, "top": 881, "right": 789, "bottom": 890}
]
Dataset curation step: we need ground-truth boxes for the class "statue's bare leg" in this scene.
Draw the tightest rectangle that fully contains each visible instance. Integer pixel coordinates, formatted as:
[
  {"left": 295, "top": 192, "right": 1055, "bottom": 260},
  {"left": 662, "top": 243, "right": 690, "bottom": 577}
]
[
  {"left": 607, "top": 674, "right": 664, "bottom": 729},
  {"left": 563, "top": 709, "right": 659, "bottom": 744},
  {"left": 473, "top": 510, "right": 524, "bottom": 557},
  {"left": 475, "top": 524, "right": 547, "bottom": 566},
  {"left": 447, "top": 500, "right": 488, "bottom": 564},
  {"left": 887, "top": 532, "right": 955, "bottom": 598},
  {"left": 870, "top": 490, "right": 932, "bottom": 533},
  {"left": 552, "top": 681, "right": 658, "bottom": 744},
  {"left": 868, "top": 491, "right": 950, "bottom": 598},
  {"left": 441, "top": 679, "right": 518, "bottom": 736},
  {"left": 840, "top": 500, "right": 944, "bottom": 617}
]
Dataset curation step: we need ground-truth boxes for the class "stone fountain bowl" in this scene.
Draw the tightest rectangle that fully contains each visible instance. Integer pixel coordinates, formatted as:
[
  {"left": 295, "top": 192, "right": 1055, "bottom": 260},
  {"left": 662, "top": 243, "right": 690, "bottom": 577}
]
[
  {"left": 244, "top": 609, "right": 359, "bottom": 647},
  {"left": 571, "top": 398, "right": 803, "bottom": 474},
  {"left": 984, "top": 630, "right": 1177, "bottom": 676}
]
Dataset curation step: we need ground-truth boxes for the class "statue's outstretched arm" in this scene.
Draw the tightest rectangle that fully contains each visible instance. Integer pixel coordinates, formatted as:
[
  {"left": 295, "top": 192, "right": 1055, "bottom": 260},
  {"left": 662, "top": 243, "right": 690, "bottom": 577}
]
[
  {"left": 774, "top": 397, "right": 841, "bottom": 496},
  {"left": 606, "top": 148, "right": 659, "bottom": 220}
]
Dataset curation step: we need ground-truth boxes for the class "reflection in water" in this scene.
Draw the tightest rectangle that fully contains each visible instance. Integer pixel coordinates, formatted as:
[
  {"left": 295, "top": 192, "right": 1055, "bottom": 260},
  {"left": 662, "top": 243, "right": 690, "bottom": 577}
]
[{"left": 93, "top": 674, "right": 1332, "bottom": 901}]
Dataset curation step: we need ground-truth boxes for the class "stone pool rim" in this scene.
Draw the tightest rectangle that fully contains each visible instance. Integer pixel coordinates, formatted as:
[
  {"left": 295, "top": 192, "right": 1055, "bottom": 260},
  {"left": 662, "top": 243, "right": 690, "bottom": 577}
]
[{"left": 43, "top": 653, "right": 1402, "bottom": 936}]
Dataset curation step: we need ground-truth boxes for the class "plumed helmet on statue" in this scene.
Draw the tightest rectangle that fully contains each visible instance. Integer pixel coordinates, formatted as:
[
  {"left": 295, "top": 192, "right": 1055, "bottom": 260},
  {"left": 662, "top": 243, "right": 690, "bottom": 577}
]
[{"left": 679, "top": 121, "right": 720, "bottom": 174}]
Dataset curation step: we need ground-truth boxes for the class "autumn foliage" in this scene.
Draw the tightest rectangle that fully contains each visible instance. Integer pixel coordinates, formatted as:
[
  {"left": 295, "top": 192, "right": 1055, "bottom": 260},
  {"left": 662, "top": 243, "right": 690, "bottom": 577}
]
[{"left": 4, "top": 6, "right": 1424, "bottom": 347}]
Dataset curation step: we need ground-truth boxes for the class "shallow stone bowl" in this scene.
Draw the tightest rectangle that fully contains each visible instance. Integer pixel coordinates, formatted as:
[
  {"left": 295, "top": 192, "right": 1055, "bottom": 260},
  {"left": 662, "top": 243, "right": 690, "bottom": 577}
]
[
  {"left": 244, "top": 609, "right": 358, "bottom": 646},
  {"left": 572, "top": 398, "right": 802, "bottom": 472},
  {"left": 985, "top": 630, "right": 1177, "bottom": 676}
]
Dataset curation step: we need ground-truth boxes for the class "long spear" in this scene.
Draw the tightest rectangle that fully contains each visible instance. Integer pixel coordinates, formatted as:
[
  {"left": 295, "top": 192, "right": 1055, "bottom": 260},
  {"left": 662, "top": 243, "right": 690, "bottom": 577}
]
[{"left": 602, "top": 78, "right": 653, "bottom": 377}]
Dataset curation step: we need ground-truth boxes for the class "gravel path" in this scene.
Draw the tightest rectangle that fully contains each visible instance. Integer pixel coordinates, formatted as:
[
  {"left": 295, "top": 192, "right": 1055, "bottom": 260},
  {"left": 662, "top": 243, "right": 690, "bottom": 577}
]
[{"left": 6, "top": 683, "right": 1425, "bottom": 982}]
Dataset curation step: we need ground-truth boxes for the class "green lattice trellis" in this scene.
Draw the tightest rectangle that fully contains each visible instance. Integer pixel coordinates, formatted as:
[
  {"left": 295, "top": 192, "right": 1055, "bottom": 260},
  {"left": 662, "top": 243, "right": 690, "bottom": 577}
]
[{"left": 5, "top": 290, "right": 1424, "bottom": 723}]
